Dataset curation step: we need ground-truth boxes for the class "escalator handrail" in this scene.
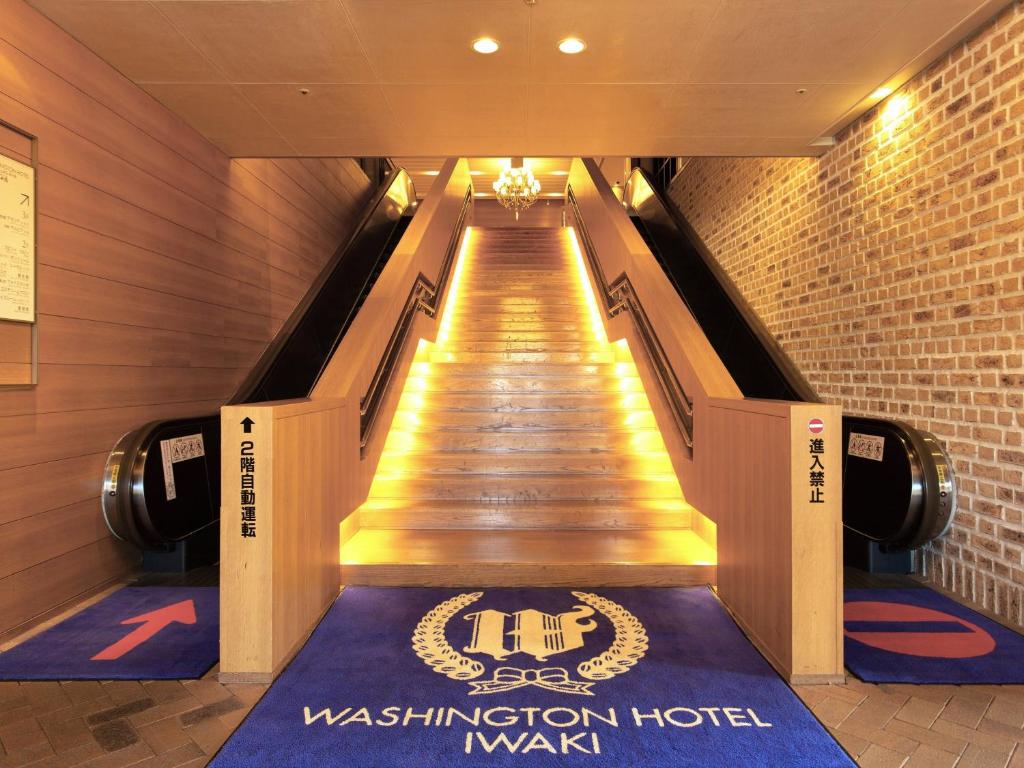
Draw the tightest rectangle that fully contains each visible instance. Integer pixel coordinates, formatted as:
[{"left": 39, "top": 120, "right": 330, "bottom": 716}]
[
  {"left": 229, "top": 167, "right": 417, "bottom": 405},
  {"left": 567, "top": 184, "right": 694, "bottom": 451},
  {"left": 359, "top": 186, "right": 473, "bottom": 455},
  {"left": 624, "top": 167, "right": 820, "bottom": 404}
]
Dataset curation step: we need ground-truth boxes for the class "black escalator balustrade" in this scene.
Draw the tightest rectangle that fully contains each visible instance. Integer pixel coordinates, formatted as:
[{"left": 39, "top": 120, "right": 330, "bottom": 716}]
[
  {"left": 101, "top": 169, "right": 419, "bottom": 567},
  {"left": 621, "top": 166, "right": 956, "bottom": 567}
]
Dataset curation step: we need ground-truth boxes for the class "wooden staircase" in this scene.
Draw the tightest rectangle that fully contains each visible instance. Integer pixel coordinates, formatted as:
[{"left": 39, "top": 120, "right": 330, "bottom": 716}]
[{"left": 341, "top": 226, "right": 716, "bottom": 586}]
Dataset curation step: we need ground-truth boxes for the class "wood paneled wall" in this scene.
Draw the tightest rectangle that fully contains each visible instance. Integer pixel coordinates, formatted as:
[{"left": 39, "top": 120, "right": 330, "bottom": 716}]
[{"left": 0, "top": 0, "right": 373, "bottom": 638}]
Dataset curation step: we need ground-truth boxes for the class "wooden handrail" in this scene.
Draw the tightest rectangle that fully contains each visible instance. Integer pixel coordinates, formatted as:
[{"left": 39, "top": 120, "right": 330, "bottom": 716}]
[
  {"left": 358, "top": 186, "right": 472, "bottom": 455},
  {"left": 567, "top": 184, "right": 694, "bottom": 450}
]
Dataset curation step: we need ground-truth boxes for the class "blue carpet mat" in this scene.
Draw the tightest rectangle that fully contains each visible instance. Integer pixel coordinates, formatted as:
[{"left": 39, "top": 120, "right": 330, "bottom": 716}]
[
  {"left": 211, "top": 587, "right": 852, "bottom": 767},
  {"left": 845, "top": 588, "right": 1024, "bottom": 683},
  {"left": 0, "top": 587, "right": 218, "bottom": 680}
]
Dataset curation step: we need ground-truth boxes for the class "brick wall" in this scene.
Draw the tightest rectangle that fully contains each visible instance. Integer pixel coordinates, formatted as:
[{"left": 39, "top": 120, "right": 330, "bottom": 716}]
[{"left": 669, "top": 3, "right": 1024, "bottom": 624}]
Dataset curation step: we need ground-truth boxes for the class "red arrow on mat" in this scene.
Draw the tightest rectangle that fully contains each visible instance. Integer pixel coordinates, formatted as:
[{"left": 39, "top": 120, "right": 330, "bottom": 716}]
[{"left": 91, "top": 600, "right": 197, "bottom": 661}]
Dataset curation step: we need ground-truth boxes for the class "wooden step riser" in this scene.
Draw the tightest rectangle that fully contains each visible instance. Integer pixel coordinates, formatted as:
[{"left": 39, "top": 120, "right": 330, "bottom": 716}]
[
  {"left": 378, "top": 453, "right": 673, "bottom": 475},
  {"left": 417, "top": 363, "right": 623, "bottom": 376},
  {"left": 393, "top": 411, "right": 655, "bottom": 430},
  {"left": 359, "top": 508, "right": 691, "bottom": 530},
  {"left": 341, "top": 563, "right": 713, "bottom": 587},
  {"left": 367, "top": 477, "right": 681, "bottom": 500},
  {"left": 444, "top": 331, "right": 589, "bottom": 342},
  {"left": 443, "top": 322, "right": 588, "bottom": 332},
  {"left": 438, "top": 342, "right": 603, "bottom": 353},
  {"left": 429, "top": 352, "right": 615, "bottom": 364},
  {"left": 384, "top": 430, "right": 662, "bottom": 452},
  {"left": 398, "top": 393, "right": 645, "bottom": 411},
  {"left": 410, "top": 378, "right": 639, "bottom": 394}
]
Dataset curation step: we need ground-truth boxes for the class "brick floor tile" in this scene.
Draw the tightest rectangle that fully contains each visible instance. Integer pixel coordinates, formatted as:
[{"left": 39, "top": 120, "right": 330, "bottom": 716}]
[
  {"left": 138, "top": 718, "right": 193, "bottom": 756},
  {"left": 895, "top": 696, "right": 945, "bottom": 729},
  {"left": 976, "top": 716, "right": 1024, "bottom": 744},
  {"left": 941, "top": 690, "right": 995, "bottom": 729},
  {"left": 0, "top": 741, "right": 54, "bottom": 768},
  {"left": 868, "top": 727, "right": 920, "bottom": 757},
  {"left": 886, "top": 684, "right": 957, "bottom": 706},
  {"left": 932, "top": 716, "right": 1017, "bottom": 756},
  {"left": 832, "top": 727, "right": 871, "bottom": 757},
  {"left": 0, "top": 716, "right": 48, "bottom": 753},
  {"left": 836, "top": 698, "right": 901, "bottom": 740},
  {"left": 856, "top": 743, "right": 910, "bottom": 768},
  {"left": 180, "top": 681, "right": 231, "bottom": 707},
  {"left": 905, "top": 743, "right": 959, "bottom": 767},
  {"left": 127, "top": 698, "right": 202, "bottom": 730},
  {"left": 87, "top": 700, "right": 155, "bottom": 727},
  {"left": 178, "top": 698, "right": 242, "bottom": 729},
  {"left": 813, "top": 695, "right": 860, "bottom": 728},
  {"left": 77, "top": 740, "right": 154, "bottom": 768},
  {"left": 182, "top": 716, "right": 231, "bottom": 756},
  {"left": 139, "top": 685, "right": 191, "bottom": 706},
  {"left": 59, "top": 684, "right": 108, "bottom": 706},
  {"left": 39, "top": 716, "right": 93, "bottom": 754},
  {"left": 884, "top": 718, "right": 968, "bottom": 757},
  {"left": 98, "top": 684, "right": 148, "bottom": 708},
  {"left": 127, "top": 742, "right": 203, "bottom": 768},
  {"left": 958, "top": 742, "right": 1015, "bottom": 768},
  {"left": 223, "top": 684, "right": 266, "bottom": 707},
  {"left": 90, "top": 721, "right": 139, "bottom": 753},
  {"left": 988, "top": 696, "right": 1024, "bottom": 729}
]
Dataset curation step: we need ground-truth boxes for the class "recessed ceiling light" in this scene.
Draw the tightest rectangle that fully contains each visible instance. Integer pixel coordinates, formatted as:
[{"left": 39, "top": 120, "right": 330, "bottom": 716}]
[
  {"left": 871, "top": 86, "right": 894, "bottom": 100},
  {"left": 551, "top": 170, "right": 569, "bottom": 176},
  {"left": 472, "top": 37, "right": 499, "bottom": 54},
  {"left": 423, "top": 170, "right": 440, "bottom": 176},
  {"left": 558, "top": 37, "right": 586, "bottom": 54},
  {"left": 469, "top": 171, "right": 483, "bottom": 176}
]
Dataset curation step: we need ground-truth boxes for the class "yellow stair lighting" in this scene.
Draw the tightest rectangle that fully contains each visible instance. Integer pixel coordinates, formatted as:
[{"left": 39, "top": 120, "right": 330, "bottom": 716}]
[{"left": 341, "top": 226, "right": 716, "bottom": 586}]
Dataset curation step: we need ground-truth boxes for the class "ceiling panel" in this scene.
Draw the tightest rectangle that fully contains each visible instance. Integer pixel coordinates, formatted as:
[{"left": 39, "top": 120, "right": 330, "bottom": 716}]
[
  {"left": 239, "top": 84, "right": 394, "bottom": 139},
  {"left": 344, "top": 0, "right": 531, "bottom": 84},
  {"left": 25, "top": 0, "right": 1009, "bottom": 157},
  {"left": 155, "top": 0, "right": 376, "bottom": 84},
  {"left": 527, "top": 0, "right": 723, "bottom": 84},
  {"left": 26, "top": 0, "right": 224, "bottom": 82}
]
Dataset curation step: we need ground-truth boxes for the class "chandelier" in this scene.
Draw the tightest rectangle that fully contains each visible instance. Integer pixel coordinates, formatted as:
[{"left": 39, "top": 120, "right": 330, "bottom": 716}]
[{"left": 492, "top": 158, "right": 540, "bottom": 220}]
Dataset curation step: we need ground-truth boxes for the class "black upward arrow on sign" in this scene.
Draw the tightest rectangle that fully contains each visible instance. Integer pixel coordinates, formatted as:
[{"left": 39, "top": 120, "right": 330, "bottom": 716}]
[{"left": 240, "top": 417, "right": 255, "bottom": 434}]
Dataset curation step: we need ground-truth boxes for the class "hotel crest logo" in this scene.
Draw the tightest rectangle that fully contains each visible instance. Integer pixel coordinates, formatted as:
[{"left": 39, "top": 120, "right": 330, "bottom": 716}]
[{"left": 412, "top": 591, "right": 647, "bottom": 696}]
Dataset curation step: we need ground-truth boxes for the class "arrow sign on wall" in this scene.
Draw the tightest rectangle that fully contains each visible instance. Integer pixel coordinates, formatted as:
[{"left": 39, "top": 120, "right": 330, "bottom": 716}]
[
  {"left": 91, "top": 599, "right": 197, "bottom": 661},
  {"left": 241, "top": 417, "right": 255, "bottom": 434}
]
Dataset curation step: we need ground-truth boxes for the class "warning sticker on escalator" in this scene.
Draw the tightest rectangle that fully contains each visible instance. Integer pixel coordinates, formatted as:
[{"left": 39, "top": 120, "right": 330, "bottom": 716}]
[
  {"left": 159, "top": 434, "right": 205, "bottom": 501},
  {"left": 848, "top": 432, "right": 885, "bottom": 462}
]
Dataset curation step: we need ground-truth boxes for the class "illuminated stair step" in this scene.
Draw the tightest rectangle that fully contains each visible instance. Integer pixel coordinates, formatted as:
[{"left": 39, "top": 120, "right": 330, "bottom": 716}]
[
  {"left": 382, "top": 430, "right": 665, "bottom": 453},
  {"left": 357, "top": 499, "right": 693, "bottom": 530},
  {"left": 445, "top": 330, "right": 594, "bottom": 341},
  {"left": 366, "top": 476, "right": 682, "bottom": 501},
  {"left": 438, "top": 342, "right": 608, "bottom": 354},
  {"left": 398, "top": 393, "right": 649, "bottom": 411},
  {"left": 410, "top": 377, "right": 640, "bottom": 394},
  {"left": 428, "top": 351, "right": 616, "bottom": 364},
  {"left": 398, "top": 411, "right": 656, "bottom": 430},
  {"left": 377, "top": 452, "right": 673, "bottom": 475},
  {"left": 340, "top": 530, "right": 715, "bottom": 587},
  {"left": 415, "top": 363, "right": 627, "bottom": 376}
]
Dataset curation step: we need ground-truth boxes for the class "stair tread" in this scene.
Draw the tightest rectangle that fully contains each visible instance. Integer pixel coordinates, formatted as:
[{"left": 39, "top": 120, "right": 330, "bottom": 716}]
[{"left": 341, "top": 529, "right": 715, "bottom": 566}]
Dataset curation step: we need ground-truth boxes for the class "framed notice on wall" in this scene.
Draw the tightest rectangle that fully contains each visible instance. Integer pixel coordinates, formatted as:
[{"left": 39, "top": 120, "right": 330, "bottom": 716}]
[{"left": 0, "top": 152, "right": 35, "bottom": 323}]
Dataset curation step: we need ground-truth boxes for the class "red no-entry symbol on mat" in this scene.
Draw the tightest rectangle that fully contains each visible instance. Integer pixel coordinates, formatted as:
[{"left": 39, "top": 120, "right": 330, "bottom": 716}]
[{"left": 844, "top": 601, "right": 995, "bottom": 659}]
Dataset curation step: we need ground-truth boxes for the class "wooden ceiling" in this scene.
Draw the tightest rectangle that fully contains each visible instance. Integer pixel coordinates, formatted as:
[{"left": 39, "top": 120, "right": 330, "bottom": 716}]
[{"left": 26, "top": 0, "right": 1008, "bottom": 158}]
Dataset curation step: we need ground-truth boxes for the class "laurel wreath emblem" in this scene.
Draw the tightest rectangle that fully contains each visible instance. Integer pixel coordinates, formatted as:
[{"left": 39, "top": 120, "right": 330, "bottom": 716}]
[
  {"left": 411, "top": 590, "right": 647, "bottom": 691},
  {"left": 572, "top": 591, "right": 649, "bottom": 681},
  {"left": 411, "top": 592, "right": 485, "bottom": 680}
]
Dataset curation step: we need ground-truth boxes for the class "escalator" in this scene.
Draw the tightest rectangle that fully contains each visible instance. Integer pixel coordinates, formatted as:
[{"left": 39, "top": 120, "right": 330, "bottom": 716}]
[
  {"left": 622, "top": 167, "right": 956, "bottom": 566},
  {"left": 101, "top": 168, "right": 418, "bottom": 564}
]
